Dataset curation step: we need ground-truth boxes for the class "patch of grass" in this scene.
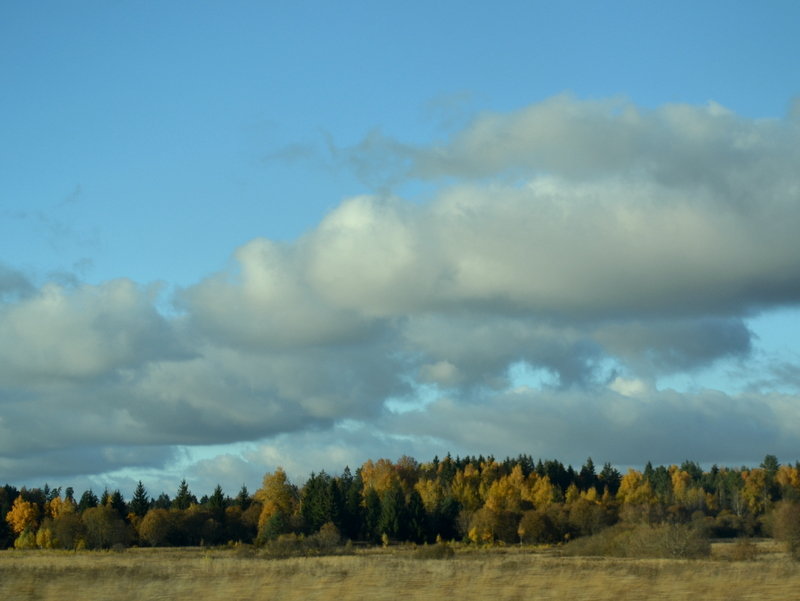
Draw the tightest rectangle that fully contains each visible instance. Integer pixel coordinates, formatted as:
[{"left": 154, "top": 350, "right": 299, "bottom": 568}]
[{"left": 2, "top": 544, "right": 800, "bottom": 601}]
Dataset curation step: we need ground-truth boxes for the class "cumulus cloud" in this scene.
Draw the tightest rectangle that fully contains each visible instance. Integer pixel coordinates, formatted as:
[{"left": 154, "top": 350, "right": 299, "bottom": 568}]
[
  {"left": 385, "top": 386, "right": 800, "bottom": 468},
  {"left": 0, "top": 279, "right": 187, "bottom": 383},
  {"left": 0, "top": 263, "right": 34, "bottom": 301},
  {"left": 4, "top": 95, "right": 800, "bottom": 486}
]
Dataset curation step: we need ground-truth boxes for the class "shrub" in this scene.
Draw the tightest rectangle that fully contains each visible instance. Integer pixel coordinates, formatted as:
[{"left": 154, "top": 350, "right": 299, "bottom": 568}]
[
  {"left": 314, "top": 522, "right": 341, "bottom": 549},
  {"left": 562, "top": 523, "right": 710, "bottom": 559},
  {"left": 767, "top": 500, "right": 800, "bottom": 559},
  {"left": 518, "top": 510, "right": 560, "bottom": 544},
  {"left": 414, "top": 541, "right": 455, "bottom": 560},
  {"left": 628, "top": 523, "right": 710, "bottom": 559},
  {"left": 259, "top": 525, "right": 347, "bottom": 559},
  {"left": 728, "top": 537, "right": 759, "bottom": 561},
  {"left": 14, "top": 528, "right": 37, "bottom": 550}
]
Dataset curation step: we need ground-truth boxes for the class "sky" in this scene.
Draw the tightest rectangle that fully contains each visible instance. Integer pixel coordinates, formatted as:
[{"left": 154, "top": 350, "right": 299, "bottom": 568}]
[{"left": 2, "top": 1, "right": 800, "bottom": 499}]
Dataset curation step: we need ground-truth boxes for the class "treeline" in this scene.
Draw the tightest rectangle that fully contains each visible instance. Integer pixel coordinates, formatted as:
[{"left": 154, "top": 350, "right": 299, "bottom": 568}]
[{"left": 3, "top": 454, "right": 800, "bottom": 551}]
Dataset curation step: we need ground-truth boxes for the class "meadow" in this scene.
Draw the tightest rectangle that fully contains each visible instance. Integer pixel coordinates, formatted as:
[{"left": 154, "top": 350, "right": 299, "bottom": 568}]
[{"left": 1, "top": 541, "right": 797, "bottom": 601}]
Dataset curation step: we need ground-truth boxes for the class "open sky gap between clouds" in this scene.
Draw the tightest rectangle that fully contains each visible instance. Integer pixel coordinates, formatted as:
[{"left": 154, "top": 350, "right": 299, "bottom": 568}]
[{"left": 2, "top": 96, "right": 800, "bottom": 486}]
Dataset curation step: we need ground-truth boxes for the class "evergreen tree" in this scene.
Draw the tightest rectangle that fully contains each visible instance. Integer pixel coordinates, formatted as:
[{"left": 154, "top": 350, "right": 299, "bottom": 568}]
[
  {"left": 761, "top": 455, "right": 781, "bottom": 502},
  {"left": 234, "top": 485, "right": 251, "bottom": 510},
  {"left": 680, "top": 460, "right": 703, "bottom": 482},
  {"left": 378, "top": 483, "right": 407, "bottom": 541},
  {"left": 329, "top": 478, "right": 344, "bottom": 529},
  {"left": 363, "top": 487, "right": 382, "bottom": 542},
  {"left": 435, "top": 496, "right": 461, "bottom": 541},
  {"left": 579, "top": 457, "right": 598, "bottom": 492},
  {"left": 301, "top": 472, "right": 333, "bottom": 533},
  {"left": 78, "top": 489, "right": 99, "bottom": 512},
  {"left": 336, "top": 467, "right": 363, "bottom": 540},
  {"left": 258, "top": 510, "right": 288, "bottom": 543},
  {"left": 129, "top": 481, "right": 150, "bottom": 517},
  {"left": 207, "top": 485, "right": 227, "bottom": 522},
  {"left": 153, "top": 493, "right": 172, "bottom": 510},
  {"left": 172, "top": 480, "right": 195, "bottom": 510},
  {"left": 406, "top": 489, "right": 427, "bottom": 543},
  {"left": 599, "top": 463, "right": 622, "bottom": 495},
  {"left": 437, "top": 454, "right": 457, "bottom": 487},
  {"left": 0, "top": 486, "right": 17, "bottom": 549},
  {"left": 107, "top": 490, "right": 127, "bottom": 519},
  {"left": 648, "top": 465, "right": 673, "bottom": 503}
]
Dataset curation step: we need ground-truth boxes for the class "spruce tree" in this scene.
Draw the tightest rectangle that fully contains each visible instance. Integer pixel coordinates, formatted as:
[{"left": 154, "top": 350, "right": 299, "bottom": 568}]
[
  {"left": 378, "top": 483, "right": 407, "bottom": 541},
  {"left": 234, "top": 485, "right": 251, "bottom": 510},
  {"left": 301, "top": 472, "right": 333, "bottom": 533},
  {"left": 129, "top": 481, "right": 150, "bottom": 517},
  {"left": 78, "top": 489, "right": 99, "bottom": 512},
  {"left": 172, "top": 480, "right": 195, "bottom": 510},
  {"left": 108, "top": 490, "right": 127, "bottom": 519},
  {"left": 207, "top": 484, "right": 227, "bottom": 521}
]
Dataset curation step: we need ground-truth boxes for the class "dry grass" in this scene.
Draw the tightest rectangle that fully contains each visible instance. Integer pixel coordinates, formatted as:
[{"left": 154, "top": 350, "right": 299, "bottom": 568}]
[{"left": 1, "top": 542, "right": 797, "bottom": 601}]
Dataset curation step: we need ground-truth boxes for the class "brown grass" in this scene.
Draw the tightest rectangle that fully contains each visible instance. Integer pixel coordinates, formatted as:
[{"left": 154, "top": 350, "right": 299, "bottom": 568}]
[{"left": 1, "top": 542, "right": 797, "bottom": 601}]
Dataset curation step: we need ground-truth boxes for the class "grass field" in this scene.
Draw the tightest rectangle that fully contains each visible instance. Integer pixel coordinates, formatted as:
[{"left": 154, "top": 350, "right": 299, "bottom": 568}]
[{"left": 1, "top": 541, "right": 797, "bottom": 601}]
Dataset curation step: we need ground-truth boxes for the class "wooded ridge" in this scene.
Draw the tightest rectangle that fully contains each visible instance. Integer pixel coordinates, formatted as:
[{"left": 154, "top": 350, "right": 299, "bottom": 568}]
[{"left": 3, "top": 454, "right": 799, "bottom": 554}]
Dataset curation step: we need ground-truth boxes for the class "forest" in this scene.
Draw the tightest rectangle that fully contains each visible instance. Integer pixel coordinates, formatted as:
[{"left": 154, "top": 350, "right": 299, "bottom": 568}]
[{"left": 3, "top": 454, "right": 800, "bottom": 555}]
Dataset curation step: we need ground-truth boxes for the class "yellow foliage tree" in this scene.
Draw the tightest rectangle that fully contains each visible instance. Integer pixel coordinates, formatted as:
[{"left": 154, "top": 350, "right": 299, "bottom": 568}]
[
  {"left": 564, "top": 483, "right": 581, "bottom": 505},
  {"left": 478, "top": 460, "right": 502, "bottom": 503},
  {"left": 617, "top": 469, "right": 656, "bottom": 505},
  {"left": 35, "top": 526, "right": 55, "bottom": 549},
  {"left": 530, "top": 475, "right": 557, "bottom": 510},
  {"left": 740, "top": 469, "right": 769, "bottom": 515},
  {"left": 777, "top": 465, "right": 800, "bottom": 496},
  {"left": 617, "top": 469, "right": 658, "bottom": 522},
  {"left": 671, "top": 469, "right": 692, "bottom": 505},
  {"left": 47, "top": 496, "right": 77, "bottom": 520},
  {"left": 395, "top": 455, "right": 420, "bottom": 494},
  {"left": 581, "top": 487, "right": 599, "bottom": 503},
  {"left": 360, "top": 458, "right": 400, "bottom": 497},
  {"left": 414, "top": 478, "right": 445, "bottom": 514},
  {"left": 138, "top": 508, "right": 175, "bottom": 547},
  {"left": 255, "top": 467, "right": 298, "bottom": 530},
  {"left": 485, "top": 465, "right": 529, "bottom": 513},
  {"left": 450, "top": 464, "right": 482, "bottom": 512},
  {"left": 6, "top": 496, "right": 40, "bottom": 535},
  {"left": 467, "top": 507, "right": 519, "bottom": 544}
]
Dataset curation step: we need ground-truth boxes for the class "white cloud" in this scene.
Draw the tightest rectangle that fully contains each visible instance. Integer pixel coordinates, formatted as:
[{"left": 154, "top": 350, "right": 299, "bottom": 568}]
[
  {"left": 608, "top": 376, "right": 650, "bottom": 397},
  {"left": 4, "top": 95, "right": 800, "bottom": 485},
  {"left": 0, "top": 279, "right": 185, "bottom": 383}
]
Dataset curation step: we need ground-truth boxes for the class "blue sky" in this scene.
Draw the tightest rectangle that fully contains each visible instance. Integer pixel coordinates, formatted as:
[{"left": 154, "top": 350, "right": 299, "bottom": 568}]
[{"left": 2, "top": 1, "right": 800, "bottom": 499}]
